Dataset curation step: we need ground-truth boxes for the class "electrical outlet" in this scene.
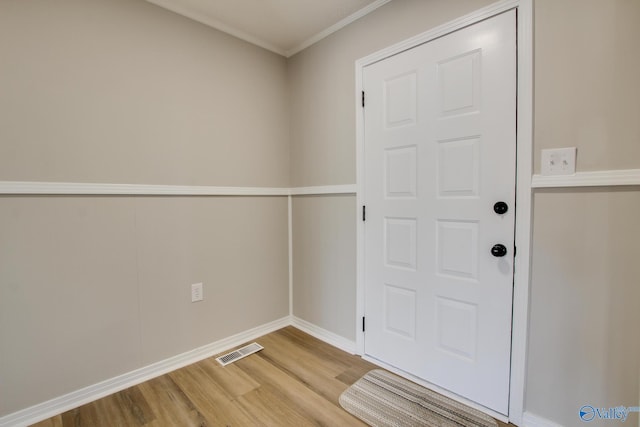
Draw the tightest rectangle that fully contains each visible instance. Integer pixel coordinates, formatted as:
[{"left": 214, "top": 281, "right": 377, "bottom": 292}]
[
  {"left": 541, "top": 147, "right": 577, "bottom": 175},
  {"left": 191, "top": 283, "right": 203, "bottom": 302}
]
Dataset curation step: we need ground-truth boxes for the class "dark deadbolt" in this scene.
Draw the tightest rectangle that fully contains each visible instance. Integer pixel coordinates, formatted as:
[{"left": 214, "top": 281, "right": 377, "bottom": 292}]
[
  {"left": 493, "top": 201, "right": 509, "bottom": 215},
  {"left": 491, "top": 244, "right": 507, "bottom": 257}
]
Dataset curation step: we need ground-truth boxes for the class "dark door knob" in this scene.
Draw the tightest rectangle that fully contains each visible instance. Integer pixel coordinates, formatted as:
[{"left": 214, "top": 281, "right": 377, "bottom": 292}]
[
  {"left": 493, "top": 201, "right": 509, "bottom": 215},
  {"left": 491, "top": 244, "right": 507, "bottom": 257}
]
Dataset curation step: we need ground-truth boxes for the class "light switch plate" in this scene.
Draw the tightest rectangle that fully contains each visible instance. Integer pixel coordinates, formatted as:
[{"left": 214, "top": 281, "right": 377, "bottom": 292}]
[{"left": 541, "top": 147, "right": 577, "bottom": 175}]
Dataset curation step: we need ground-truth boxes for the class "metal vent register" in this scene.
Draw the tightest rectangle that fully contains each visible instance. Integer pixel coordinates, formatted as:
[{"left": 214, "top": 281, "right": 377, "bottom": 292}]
[{"left": 216, "top": 342, "right": 264, "bottom": 366}]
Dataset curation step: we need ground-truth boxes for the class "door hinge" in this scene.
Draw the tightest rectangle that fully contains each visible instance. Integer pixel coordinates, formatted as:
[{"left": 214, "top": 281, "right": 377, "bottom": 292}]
[
  {"left": 362, "top": 316, "right": 366, "bottom": 332},
  {"left": 362, "top": 91, "right": 365, "bottom": 108},
  {"left": 362, "top": 205, "right": 366, "bottom": 222}
]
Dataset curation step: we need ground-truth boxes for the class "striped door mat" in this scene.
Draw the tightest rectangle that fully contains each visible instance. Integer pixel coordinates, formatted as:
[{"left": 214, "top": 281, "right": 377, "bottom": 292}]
[{"left": 339, "top": 369, "right": 498, "bottom": 427}]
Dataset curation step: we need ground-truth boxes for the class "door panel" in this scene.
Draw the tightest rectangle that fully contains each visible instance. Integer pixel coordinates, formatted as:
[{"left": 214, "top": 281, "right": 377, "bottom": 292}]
[{"left": 363, "top": 10, "right": 516, "bottom": 415}]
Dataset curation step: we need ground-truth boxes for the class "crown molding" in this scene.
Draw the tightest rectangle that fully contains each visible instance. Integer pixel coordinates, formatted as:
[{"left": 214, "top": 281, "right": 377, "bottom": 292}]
[
  {"left": 285, "top": 0, "right": 392, "bottom": 57},
  {"left": 146, "top": 0, "right": 392, "bottom": 58}
]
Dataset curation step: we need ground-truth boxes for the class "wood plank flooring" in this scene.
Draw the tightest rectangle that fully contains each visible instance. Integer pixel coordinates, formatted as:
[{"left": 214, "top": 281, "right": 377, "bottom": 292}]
[
  {"left": 32, "top": 326, "right": 509, "bottom": 426},
  {"left": 31, "top": 327, "right": 372, "bottom": 426}
]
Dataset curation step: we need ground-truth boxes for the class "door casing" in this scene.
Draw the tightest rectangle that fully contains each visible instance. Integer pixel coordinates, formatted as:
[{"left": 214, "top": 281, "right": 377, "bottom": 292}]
[{"left": 354, "top": 0, "right": 533, "bottom": 424}]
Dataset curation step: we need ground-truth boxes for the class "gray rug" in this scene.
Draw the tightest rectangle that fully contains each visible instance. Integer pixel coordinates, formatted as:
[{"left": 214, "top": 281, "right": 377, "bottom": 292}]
[{"left": 339, "top": 369, "right": 498, "bottom": 427}]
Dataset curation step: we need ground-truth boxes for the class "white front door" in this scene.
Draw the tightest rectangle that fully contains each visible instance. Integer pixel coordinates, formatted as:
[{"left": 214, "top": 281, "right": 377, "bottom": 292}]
[{"left": 363, "top": 10, "right": 516, "bottom": 415}]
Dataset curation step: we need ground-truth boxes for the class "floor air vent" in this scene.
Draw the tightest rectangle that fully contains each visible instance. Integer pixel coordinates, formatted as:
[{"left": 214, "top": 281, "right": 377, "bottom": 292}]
[{"left": 216, "top": 342, "right": 264, "bottom": 366}]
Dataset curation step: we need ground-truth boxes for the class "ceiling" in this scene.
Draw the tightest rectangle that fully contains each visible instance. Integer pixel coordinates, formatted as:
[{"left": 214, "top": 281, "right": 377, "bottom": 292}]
[{"left": 145, "top": 0, "right": 391, "bottom": 57}]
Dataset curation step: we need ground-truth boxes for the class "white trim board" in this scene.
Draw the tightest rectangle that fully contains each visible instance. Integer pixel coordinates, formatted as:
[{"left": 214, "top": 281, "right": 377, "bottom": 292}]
[
  {"left": 0, "top": 181, "right": 356, "bottom": 196},
  {"left": 521, "top": 412, "right": 565, "bottom": 427},
  {"left": 0, "top": 181, "right": 289, "bottom": 196},
  {"left": 289, "top": 184, "right": 357, "bottom": 195},
  {"left": 509, "top": 0, "right": 534, "bottom": 424},
  {"left": 288, "top": 195, "right": 294, "bottom": 317},
  {"left": 354, "top": 0, "right": 521, "bottom": 67},
  {"left": 0, "top": 316, "right": 291, "bottom": 427},
  {"left": 532, "top": 169, "right": 640, "bottom": 188},
  {"left": 354, "top": 1, "right": 533, "bottom": 424},
  {"left": 290, "top": 316, "right": 357, "bottom": 354}
]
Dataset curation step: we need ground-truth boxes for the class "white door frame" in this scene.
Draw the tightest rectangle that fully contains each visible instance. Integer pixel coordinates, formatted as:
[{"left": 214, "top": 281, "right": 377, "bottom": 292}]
[{"left": 354, "top": 0, "right": 533, "bottom": 424}]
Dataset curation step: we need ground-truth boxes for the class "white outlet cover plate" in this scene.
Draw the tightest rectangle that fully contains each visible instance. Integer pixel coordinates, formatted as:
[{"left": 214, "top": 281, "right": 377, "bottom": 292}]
[
  {"left": 541, "top": 147, "right": 577, "bottom": 176},
  {"left": 191, "top": 282, "right": 203, "bottom": 302}
]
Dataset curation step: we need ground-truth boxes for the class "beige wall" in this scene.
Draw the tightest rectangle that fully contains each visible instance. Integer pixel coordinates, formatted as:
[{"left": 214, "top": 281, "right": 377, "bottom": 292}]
[
  {"left": 292, "top": 195, "right": 357, "bottom": 340},
  {"left": 526, "top": 0, "right": 640, "bottom": 424},
  {"left": 0, "top": 0, "right": 289, "bottom": 417},
  {"left": 534, "top": 0, "right": 640, "bottom": 173},
  {"left": 0, "top": 196, "right": 289, "bottom": 415},
  {"left": 527, "top": 189, "right": 639, "bottom": 426},
  {"left": 0, "top": 197, "right": 141, "bottom": 415},
  {"left": 0, "top": 0, "right": 289, "bottom": 187}
]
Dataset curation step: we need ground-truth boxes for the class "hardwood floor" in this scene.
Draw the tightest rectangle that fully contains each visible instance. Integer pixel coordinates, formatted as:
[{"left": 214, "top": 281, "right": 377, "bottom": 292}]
[
  {"left": 32, "top": 327, "right": 374, "bottom": 426},
  {"left": 32, "top": 326, "right": 510, "bottom": 426}
]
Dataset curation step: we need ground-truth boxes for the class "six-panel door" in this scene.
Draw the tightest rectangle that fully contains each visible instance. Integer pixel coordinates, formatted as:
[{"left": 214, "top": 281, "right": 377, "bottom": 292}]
[{"left": 363, "top": 10, "right": 517, "bottom": 415}]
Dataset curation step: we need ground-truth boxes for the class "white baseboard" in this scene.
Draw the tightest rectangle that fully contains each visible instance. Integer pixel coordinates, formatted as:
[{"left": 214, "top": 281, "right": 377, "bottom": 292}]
[
  {"left": 522, "top": 411, "right": 565, "bottom": 427},
  {"left": 291, "top": 316, "right": 357, "bottom": 354},
  {"left": 0, "top": 316, "right": 290, "bottom": 427}
]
